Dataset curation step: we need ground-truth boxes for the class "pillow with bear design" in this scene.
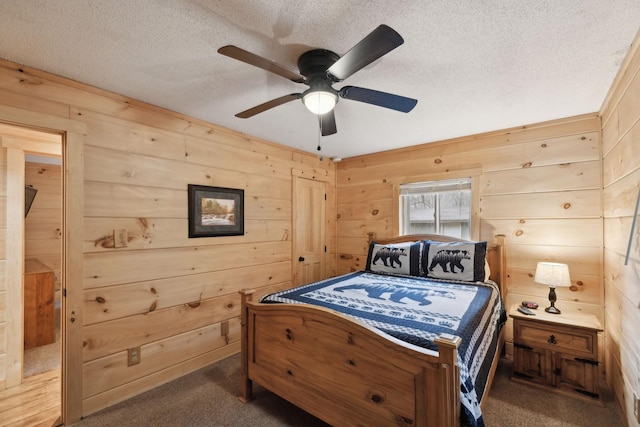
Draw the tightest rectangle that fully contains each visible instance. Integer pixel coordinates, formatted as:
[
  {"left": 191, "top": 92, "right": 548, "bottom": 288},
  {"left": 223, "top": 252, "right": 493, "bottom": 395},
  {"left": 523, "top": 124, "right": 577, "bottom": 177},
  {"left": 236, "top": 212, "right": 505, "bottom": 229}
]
[
  {"left": 421, "top": 240, "right": 487, "bottom": 282},
  {"left": 365, "top": 241, "right": 421, "bottom": 276}
]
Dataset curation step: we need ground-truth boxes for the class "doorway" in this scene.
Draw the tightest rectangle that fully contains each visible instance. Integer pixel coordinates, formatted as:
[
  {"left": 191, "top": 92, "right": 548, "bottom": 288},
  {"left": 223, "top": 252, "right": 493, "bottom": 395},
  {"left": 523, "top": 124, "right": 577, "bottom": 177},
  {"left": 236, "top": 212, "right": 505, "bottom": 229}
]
[
  {"left": 0, "top": 122, "right": 63, "bottom": 424},
  {"left": 23, "top": 153, "right": 63, "bottom": 377}
]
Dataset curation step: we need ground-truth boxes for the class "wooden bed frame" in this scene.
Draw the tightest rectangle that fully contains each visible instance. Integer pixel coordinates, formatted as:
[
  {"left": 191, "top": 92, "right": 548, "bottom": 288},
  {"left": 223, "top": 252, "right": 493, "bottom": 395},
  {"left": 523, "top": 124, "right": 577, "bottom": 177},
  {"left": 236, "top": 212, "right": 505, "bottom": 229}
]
[{"left": 239, "top": 234, "right": 506, "bottom": 427}]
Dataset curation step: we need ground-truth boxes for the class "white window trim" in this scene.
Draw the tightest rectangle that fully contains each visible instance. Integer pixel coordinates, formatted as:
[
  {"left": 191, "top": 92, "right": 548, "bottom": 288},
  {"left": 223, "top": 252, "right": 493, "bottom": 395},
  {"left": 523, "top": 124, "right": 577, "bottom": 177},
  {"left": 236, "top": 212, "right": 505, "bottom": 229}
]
[{"left": 392, "top": 168, "right": 482, "bottom": 241}]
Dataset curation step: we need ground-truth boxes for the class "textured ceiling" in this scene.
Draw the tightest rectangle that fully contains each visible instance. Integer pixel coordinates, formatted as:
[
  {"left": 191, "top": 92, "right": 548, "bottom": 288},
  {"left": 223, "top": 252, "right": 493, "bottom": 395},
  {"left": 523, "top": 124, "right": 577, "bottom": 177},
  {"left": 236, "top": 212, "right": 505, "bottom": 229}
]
[{"left": 0, "top": 1, "right": 638, "bottom": 159}]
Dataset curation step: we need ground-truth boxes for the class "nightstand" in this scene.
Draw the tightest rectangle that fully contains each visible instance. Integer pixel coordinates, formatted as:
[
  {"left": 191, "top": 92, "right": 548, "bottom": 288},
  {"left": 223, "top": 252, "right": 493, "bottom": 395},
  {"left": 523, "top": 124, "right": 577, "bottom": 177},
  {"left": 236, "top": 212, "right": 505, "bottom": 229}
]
[{"left": 509, "top": 304, "right": 603, "bottom": 403}]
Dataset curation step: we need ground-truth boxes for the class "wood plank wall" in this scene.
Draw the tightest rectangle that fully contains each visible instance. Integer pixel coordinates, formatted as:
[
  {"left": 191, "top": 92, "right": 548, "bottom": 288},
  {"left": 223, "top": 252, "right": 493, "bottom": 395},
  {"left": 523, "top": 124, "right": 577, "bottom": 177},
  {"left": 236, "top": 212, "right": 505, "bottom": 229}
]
[
  {"left": 0, "top": 58, "right": 337, "bottom": 417},
  {"left": 25, "top": 161, "right": 62, "bottom": 301},
  {"left": 0, "top": 148, "right": 5, "bottom": 388},
  {"left": 336, "top": 114, "right": 603, "bottom": 354},
  {"left": 600, "top": 28, "right": 640, "bottom": 426}
]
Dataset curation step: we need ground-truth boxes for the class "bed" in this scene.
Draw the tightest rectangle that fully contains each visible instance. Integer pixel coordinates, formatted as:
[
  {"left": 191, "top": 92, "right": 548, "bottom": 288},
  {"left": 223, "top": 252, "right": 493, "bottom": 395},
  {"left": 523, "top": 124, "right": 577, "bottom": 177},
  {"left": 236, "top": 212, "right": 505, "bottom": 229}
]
[{"left": 239, "top": 234, "right": 506, "bottom": 427}]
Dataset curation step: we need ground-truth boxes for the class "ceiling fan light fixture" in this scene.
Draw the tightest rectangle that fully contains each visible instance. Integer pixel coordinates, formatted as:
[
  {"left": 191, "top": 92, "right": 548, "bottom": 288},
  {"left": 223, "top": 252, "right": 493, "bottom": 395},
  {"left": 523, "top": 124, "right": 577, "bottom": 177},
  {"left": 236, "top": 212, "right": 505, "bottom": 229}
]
[{"left": 302, "top": 89, "right": 337, "bottom": 115}]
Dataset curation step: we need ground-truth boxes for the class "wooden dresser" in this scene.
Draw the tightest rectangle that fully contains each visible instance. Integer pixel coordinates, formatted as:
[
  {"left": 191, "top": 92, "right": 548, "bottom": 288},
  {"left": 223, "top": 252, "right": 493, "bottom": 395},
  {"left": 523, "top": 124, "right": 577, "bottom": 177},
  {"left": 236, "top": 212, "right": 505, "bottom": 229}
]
[
  {"left": 509, "top": 304, "right": 603, "bottom": 403},
  {"left": 24, "top": 258, "right": 56, "bottom": 349}
]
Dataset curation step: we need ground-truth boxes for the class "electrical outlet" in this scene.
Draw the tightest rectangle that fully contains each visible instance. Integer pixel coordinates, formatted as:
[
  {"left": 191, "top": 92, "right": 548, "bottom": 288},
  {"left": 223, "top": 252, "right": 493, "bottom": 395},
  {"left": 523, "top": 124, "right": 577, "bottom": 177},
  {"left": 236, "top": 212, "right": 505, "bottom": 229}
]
[{"left": 127, "top": 346, "right": 141, "bottom": 366}]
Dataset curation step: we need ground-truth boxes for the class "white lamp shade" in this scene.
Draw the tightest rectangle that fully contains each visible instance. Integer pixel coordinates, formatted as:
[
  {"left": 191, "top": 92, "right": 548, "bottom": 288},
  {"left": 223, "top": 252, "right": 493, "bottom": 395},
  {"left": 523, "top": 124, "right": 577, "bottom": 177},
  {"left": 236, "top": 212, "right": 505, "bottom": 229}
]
[
  {"left": 534, "top": 262, "right": 571, "bottom": 288},
  {"left": 302, "top": 90, "right": 337, "bottom": 115}
]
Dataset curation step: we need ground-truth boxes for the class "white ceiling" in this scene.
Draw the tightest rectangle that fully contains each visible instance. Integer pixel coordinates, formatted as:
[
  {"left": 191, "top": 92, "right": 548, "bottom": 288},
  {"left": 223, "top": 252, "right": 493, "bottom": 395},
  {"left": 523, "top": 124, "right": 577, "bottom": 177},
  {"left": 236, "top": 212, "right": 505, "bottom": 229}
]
[{"left": 0, "top": 1, "right": 638, "bottom": 159}]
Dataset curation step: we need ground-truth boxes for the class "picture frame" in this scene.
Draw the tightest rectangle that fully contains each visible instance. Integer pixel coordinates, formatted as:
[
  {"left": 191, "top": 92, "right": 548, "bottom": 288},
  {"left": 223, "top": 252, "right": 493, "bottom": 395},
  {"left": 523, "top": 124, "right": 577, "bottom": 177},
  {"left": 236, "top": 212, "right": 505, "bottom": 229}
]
[{"left": 188, "top": 184, "right": 244, "bottom": 238}]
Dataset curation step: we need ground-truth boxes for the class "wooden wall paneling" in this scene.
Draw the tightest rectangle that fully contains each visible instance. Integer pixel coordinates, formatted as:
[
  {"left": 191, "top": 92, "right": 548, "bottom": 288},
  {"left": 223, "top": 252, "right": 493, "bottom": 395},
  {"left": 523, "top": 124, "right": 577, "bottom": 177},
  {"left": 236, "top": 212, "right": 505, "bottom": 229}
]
[
  {"left": 83, "top": 182, "right": 183, "bottom": 218},
  {"left": 336, "top": 219, "right": 393, "bottom": 239},
  {"left": 0, "top": 321, "right": 5, "bottom": 353},
  {"left": 481, "top": 161, "right": 601, "bottom": 195},
  {"left": 0, "top": 230, "right": 5, "bottom": 259},
  {"left": 77, "top": 109, "right": 187, "bottom": 160},
  {"left": 83, "top": 181, "right": 291, "bottom": 220},
  {"left": 507, "top": 269, "right": 602, "bottom": 305},
  {"left": 340, "top": 114, "right": 599, "bottom": 169},
  {"left": 74, "top": 105, "right": 297, "bottom": 166},
  {"left": 336, "top": 237, "right": 372, "bottom": 275},
  {"left": 83, "top": 261, "right": 291, "bottom": 325},
  {"left": 507, "top": 244, "right": 602, "bottom": 276},
  {"left": 337, "top": 115, "right": 603, "bottom": 353},
  {"left": 337, "top": 131, "right": 599, "bottom": 186},
  {"left": 603, "top": 173, "right": 640, "bottom": 219},
  {"left": 600, "top": 28, "right": 640, "bottom": 126},
  {"left": 615, "top": 63, "right": 640, "bottom": 137},
  {"left": 480, "top": 218, "right": 603, "bottom": 247},
  {"left": 83, "top": 241, "right": 290, "bottom": 288},
  {"left": 83, "top": 319, "right": 240, "bottom": 398},
  {"left": 0, "top": 60, "right": 305, "bottom": 171},
  {"left": 601, "top": 110, "right": 620, "bottom": 158},
  {"left": 82, "top": 342, "right": 239, "bottom": 416},
  {"left": 604, "top": 217, "right": 640, "bottom": 260},
  {"left": 24, "top": 240, "right": 61, "bottom": 258},
  {"left": 0, "top": 260, "right": 5, "bottom": 293},
  {"left": 602, "top": 120, "right": 640, "bottom": 187},
  {"left": 185, "top": 136, "right": 294, "bottom": 179},
  {"left": 24, "top": 209, "right": 62, "bottom": 241},
  {"left": 337, "top": 253, "right": 367, "bottom": 274},
  {"left": 337, "top": 200, "right": 394, "bottom": 221},
  {"left": 614, "top": 285, "right": 640, "bottom": 365},
  {"left": 604, "top": 250, "right": 640, "bottom": 332},
  {"left": 0, "top": 106, "right": 85, "bottom": 137},
  {"left": 84, "top": 145, "right": 292, "bottom": 199},
  {"left": 481, "top": 190, "right": 601, "bottom": 219},
  {"left": 600, "top": 26, "right": 640, "bottom": 427},
  {"left": 83, "top": 295, "right": 241, "bottom": 362},
  {"left": 0, "top": 292, "right": 5, "bottom": 322},
  {"left": 0, "top": 57, "right": 335, "bottom": 420},
  {"left": 83, "top": 217, "right": 291, "bottom": 252},
  {"left": 466, "top": 132, "right": 600, "bottom": 173},
  {"left": 0, "top": 87, "right": 71, "bottom": 120},
  {"left": 337, "top": 182, "right": 392, "bottom": 204}
]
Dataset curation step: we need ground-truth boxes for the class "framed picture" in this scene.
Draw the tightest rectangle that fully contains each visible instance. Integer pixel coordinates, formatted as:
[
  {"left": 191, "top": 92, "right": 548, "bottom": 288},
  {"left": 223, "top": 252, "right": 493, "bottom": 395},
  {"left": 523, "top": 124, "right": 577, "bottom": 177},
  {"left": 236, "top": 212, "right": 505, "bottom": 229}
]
[{"left": 188, "top": 184, "right": 244, "bottom": 238}]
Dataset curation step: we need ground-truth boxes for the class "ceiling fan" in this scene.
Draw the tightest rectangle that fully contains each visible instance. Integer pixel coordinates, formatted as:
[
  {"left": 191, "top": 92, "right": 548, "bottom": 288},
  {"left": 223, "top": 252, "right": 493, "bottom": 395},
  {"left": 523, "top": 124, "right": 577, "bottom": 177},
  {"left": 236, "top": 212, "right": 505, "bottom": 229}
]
[{"left": 218, "top": 25, "right": 418, "bottom": 136}]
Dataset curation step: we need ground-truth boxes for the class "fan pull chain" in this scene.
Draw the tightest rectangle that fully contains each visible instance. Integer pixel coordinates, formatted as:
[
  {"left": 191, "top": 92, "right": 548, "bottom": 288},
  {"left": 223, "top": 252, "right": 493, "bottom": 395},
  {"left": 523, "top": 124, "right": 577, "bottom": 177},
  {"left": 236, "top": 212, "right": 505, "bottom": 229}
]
[{"left": 317, "top": 113, "right": 322, "bottom": 153}]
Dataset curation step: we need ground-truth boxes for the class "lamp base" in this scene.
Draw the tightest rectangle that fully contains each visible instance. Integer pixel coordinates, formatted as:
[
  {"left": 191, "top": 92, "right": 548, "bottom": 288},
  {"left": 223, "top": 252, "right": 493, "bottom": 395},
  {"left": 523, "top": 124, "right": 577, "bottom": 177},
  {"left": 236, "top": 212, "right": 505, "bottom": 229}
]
[
  {"left": 545, "top": 305, "right": 561, "bottom": 315},
  {"left": 545, "top": 285, "right": 561, "bottom": 314}
]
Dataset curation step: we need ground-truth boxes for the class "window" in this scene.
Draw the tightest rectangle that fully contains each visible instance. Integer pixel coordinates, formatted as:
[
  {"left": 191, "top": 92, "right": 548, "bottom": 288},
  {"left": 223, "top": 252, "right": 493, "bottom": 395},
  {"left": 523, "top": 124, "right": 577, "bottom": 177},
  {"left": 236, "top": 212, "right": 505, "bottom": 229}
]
[{"left": 399, "top": 178, "right": 471, "bottom": 239}]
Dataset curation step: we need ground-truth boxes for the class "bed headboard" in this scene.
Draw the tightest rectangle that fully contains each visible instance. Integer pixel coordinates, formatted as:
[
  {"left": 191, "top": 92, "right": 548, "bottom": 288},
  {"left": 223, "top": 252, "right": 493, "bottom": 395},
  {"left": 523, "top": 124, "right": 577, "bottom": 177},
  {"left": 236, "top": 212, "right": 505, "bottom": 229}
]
[{"left": 372, "top": 234, "right": 507, "bottom": 299}]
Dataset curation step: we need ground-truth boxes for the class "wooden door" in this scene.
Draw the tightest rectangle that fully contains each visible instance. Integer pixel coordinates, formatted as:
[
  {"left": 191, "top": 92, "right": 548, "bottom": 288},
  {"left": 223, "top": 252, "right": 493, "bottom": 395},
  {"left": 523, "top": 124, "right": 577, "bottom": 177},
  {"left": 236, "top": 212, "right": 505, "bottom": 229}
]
[
  {"left": 555, "top": 353, "right": 599, "bottom": 397},
  {"left": 513, "top": 343, "right": 550, "bottom": 386},
  {"left": 293, "top": 176, "right": 326, "bottom": 286}
]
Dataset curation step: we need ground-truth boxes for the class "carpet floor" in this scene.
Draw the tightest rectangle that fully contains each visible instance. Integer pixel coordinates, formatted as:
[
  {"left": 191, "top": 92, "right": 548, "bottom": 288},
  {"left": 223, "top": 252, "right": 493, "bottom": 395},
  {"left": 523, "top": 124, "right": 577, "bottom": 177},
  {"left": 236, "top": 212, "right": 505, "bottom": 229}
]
[{"left": 71, "top": 354, "right": 624, "bottom": 426}]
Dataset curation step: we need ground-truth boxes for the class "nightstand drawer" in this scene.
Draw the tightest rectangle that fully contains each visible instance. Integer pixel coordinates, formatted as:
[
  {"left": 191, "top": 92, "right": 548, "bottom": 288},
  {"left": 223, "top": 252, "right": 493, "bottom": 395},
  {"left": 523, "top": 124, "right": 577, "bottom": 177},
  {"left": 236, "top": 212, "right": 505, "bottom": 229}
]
[{"left": 515, "top": 321, "right": 596, "bottom": 357}]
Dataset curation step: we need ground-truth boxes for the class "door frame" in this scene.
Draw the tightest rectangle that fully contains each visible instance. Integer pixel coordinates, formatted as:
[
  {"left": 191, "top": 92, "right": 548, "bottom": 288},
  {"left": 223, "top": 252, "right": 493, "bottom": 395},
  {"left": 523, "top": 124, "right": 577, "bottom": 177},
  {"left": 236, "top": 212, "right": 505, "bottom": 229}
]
[{"left": 0, "top": 104, "right": 86, "bottom": 424}]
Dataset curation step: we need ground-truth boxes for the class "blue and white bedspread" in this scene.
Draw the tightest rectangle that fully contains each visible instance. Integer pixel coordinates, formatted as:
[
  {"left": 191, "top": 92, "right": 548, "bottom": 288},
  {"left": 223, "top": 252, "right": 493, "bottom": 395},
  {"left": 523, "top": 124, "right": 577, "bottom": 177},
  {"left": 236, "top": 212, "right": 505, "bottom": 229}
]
[{"left": 260, "top": 271, "right": 506, "bottom": 427}]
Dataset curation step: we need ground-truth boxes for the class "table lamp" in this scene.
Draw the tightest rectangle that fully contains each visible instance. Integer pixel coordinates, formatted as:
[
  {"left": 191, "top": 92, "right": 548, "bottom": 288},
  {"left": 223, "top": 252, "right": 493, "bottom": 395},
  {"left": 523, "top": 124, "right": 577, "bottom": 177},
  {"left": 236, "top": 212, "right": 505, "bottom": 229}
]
[{"left": 533, "top": 262, "right": 571, "bottom": 314}]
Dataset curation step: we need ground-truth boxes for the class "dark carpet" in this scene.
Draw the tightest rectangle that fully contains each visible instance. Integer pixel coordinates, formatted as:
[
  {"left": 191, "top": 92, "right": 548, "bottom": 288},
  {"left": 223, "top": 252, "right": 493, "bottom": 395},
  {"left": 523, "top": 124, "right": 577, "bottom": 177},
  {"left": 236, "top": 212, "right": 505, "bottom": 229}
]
[{"left": 71, "top": 354, "right": 624, "bottom": 426}]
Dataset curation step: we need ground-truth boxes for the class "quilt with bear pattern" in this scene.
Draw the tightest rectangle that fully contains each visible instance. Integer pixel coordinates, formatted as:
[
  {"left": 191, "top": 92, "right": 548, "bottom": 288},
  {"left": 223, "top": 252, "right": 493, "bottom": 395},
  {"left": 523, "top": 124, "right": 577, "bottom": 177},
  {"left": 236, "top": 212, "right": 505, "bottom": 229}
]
[{"left": 260, "top": 271, "right": 506, "bottom": 427}]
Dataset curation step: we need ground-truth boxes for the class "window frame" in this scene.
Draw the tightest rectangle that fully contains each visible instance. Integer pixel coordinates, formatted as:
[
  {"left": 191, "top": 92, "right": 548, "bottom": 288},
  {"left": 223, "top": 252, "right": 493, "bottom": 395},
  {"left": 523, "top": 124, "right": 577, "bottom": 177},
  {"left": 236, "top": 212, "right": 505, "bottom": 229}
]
[{"left": 392, "top": 168, "right": 481, "bottom": 241}]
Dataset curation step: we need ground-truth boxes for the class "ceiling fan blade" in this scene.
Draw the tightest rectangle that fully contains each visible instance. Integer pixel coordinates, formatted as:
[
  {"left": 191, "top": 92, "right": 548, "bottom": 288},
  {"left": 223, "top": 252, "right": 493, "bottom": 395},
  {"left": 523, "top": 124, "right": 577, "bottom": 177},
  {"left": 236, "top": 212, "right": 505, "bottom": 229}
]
[
  {"left": 218, "top": 45, "right": 305, "bottom": 83},
  {"left": 319, "top": 110, "right": 337, "bottom": 136},
  {"left": 326, "top": 25, "right": 404, "bottom": 81},
  {"left": 339, "top": 86, "right": 417, "bottom": 113},
  {"left": 235, "top": 94, "right": 302, "bottom": 118}
]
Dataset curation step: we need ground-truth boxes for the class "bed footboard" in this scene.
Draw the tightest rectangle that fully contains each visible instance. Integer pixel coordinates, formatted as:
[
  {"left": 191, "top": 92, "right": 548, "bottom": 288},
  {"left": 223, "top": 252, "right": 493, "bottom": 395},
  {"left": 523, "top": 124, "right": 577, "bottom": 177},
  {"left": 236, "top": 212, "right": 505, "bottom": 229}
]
[{"left": 239, "top": 290, "right": 462, "bottom": 427}]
